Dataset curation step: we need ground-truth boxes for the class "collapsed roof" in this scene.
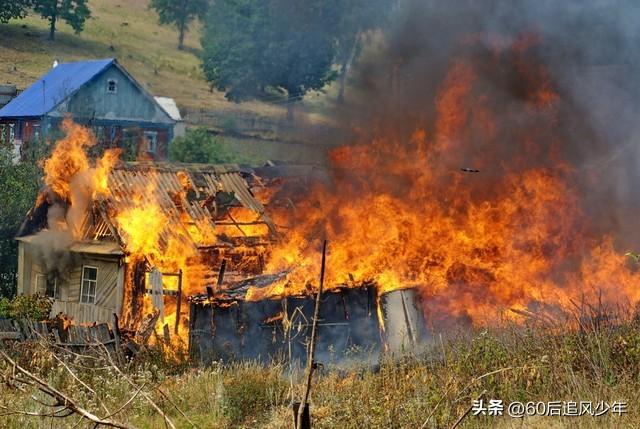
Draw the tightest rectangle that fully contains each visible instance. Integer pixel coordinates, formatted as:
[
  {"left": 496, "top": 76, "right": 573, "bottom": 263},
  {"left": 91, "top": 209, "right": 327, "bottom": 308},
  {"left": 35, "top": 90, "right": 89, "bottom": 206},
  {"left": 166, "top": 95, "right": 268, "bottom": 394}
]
[{"left": 19, "top": 162, "right": 277, "bottom": 256}]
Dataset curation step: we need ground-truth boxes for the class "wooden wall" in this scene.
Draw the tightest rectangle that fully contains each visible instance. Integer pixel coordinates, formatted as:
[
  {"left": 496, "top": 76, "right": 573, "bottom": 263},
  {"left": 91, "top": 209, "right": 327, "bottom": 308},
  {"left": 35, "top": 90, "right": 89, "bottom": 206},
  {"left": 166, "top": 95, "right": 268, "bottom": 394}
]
[{"left": 19, "top": 241, "right": 123, "bottom": 324}]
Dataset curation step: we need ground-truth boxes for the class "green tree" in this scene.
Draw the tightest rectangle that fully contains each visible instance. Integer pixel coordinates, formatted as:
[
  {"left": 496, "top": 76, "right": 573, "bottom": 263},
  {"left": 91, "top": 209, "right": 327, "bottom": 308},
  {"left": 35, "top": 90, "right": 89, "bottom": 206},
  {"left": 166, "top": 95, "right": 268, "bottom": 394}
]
[
  {"left": 0, "top": 148, "right": 41, "bottom": 298},
  {"left": 150, "top": 0, "right": 209, "bottom": 50},
  {"left": 202, "top": 0, "right": 340, "bottom": 118},
  {"left": 0, "top": 0, "right": 32, "bottom": 23},
  {"left": 33, "top": 0, "right": 91, "bottom": 41},
  {"left": 170, "top": 127, "right": 239, "bottom": 164},
  {"left": 333, "top": 0, "right": 393, "bottom": 103}
]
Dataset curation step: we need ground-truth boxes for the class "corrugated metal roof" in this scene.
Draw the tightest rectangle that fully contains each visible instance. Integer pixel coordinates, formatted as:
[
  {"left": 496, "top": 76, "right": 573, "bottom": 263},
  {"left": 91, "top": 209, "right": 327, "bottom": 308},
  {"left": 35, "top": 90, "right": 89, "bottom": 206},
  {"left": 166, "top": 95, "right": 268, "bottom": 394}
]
[
  {"left": 154, "top": 96, "right": 182, "bottom": 121},
  {"left": 87, "top": 162, "right": 276, "bottom": 252},
  {"left": 0, "top": 58, "right": 114, "bottom": 118}
]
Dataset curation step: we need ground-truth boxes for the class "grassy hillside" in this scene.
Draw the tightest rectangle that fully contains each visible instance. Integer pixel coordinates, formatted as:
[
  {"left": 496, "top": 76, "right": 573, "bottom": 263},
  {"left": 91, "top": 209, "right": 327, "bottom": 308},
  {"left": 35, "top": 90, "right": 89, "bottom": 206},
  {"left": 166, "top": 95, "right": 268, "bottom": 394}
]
[
  {"left": 0, "top": 0, "right": 341, "bottom": 163},
  {"left": 0, "top": 0, "right": 278, "bottom": 113}
]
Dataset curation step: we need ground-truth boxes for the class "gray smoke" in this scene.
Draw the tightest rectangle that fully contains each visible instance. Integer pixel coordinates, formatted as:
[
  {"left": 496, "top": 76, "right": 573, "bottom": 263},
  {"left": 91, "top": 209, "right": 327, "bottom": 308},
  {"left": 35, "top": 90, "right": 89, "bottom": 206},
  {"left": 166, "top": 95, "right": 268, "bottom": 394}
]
[{"left": 335, "top": 0, "right": 640, "bottom": 247}]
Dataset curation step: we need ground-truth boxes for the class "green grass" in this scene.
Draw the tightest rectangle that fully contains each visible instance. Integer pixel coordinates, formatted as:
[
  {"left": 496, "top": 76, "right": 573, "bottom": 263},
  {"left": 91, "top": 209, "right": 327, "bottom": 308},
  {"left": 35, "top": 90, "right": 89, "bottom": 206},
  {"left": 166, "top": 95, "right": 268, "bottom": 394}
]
[{"left": 2, "top": 317, "right": 640, "bottom": 428}]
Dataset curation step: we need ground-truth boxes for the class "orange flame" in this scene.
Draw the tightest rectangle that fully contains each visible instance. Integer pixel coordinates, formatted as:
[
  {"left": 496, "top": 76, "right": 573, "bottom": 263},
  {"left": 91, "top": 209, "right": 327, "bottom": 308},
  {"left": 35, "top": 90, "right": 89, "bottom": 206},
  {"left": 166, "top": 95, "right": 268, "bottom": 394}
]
[{"left": 256, "top": 38, "right": 639, "bottom": 327}]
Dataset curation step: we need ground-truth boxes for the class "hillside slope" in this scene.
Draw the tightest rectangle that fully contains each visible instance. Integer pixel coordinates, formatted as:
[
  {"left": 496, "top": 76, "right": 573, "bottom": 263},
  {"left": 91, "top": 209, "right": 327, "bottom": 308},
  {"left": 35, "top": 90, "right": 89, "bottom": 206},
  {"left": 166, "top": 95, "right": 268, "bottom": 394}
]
[
  {"left": 0, "top": 0, "right": 279, "bottom": 113},
  {"left": 0, "top": 0, "right": 341, "bottom": 164}
]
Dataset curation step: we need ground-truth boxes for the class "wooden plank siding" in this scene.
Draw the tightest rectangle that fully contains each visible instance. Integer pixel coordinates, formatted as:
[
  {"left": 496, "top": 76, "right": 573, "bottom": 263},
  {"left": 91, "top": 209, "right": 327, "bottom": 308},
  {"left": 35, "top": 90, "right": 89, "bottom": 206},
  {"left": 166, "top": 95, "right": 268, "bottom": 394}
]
[
  {"left": 50, "top": 301, "right": 116, "bottom": 325},
  {"left": 57, "top": 257, "right": 121, "bottom": 324},
  {"left": 19, "top": 240, "right": 122, "bottom": 324}
]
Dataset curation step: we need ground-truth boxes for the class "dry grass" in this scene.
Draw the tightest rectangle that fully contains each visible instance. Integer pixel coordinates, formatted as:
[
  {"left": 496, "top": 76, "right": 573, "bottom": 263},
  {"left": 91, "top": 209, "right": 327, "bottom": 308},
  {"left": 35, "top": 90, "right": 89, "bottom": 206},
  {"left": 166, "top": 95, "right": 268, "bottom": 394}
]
[
  {"left": 2, "top": 314, "right": 640, "bottom": 428},
  {"left": 0, "top": 1, "right": 344, "bottom": 161},
  {"left": 0, "top": 0, "right": 316, "bottom": 122}
]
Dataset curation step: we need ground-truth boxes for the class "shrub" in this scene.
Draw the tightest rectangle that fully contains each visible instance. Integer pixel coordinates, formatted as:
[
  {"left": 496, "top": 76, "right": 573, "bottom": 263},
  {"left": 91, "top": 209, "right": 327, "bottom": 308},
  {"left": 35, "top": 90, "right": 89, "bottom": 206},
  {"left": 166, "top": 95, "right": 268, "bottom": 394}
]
[
  {"left": 7, "top": 294, "right": 52, "bottom": 320},
  {"left": 0, "top": 296, "right": 10, "bottom": 318},
  {"left": 169, "top": 127, "right": 240, "bottom": 164}
]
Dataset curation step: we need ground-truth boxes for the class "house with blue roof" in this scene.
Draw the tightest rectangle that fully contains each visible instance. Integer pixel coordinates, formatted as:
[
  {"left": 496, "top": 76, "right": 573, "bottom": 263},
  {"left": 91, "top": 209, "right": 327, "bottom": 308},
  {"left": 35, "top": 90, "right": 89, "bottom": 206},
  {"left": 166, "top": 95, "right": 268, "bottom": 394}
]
[{"left": 0, "top": 58, "right": 175, "bottom": 160}]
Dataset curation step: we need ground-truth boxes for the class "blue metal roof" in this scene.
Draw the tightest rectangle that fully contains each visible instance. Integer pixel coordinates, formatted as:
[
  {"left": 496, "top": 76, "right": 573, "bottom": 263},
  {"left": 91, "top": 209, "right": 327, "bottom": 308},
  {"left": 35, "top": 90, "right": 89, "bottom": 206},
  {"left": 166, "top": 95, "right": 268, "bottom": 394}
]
[{"left": 0, "top": 58, "right": 115, "bottom": 118}]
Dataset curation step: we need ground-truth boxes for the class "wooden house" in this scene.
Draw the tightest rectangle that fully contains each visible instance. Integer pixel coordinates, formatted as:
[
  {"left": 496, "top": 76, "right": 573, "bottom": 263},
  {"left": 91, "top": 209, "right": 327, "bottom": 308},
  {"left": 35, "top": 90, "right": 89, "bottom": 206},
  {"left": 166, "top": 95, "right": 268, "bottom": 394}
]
[{"left": 0, "top": 59, "right": 175, "bottom": 160}]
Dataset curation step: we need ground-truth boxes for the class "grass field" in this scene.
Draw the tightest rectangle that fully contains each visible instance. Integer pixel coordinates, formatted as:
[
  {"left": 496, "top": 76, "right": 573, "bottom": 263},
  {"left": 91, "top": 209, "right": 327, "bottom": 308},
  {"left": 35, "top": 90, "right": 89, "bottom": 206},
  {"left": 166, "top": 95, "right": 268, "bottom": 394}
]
[
  {"left": 0, "top": 0, "right": 270, "bottom": 113},
  {"left": 2, "top": 315, "right": 640, "bottom": 428},
  {"left": 0, "top": 0, "right": 346, "bottom": 164}
]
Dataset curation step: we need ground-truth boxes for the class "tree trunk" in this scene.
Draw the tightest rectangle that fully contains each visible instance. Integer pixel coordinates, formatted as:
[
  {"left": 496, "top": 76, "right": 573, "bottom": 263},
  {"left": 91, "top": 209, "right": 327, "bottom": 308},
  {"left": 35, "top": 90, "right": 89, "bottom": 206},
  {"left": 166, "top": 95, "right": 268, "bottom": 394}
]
[
  {"left": 178, "top": 23, "right": 185, "bottom": 50},
  {"left": 337, "top": 33, "right": 360, "bottom": 104},
  {"left": 49, "top": 14, "right": 57, "bottom": 41},
  {"left": 178, "top": 0, "right": 187, "bottom": 50}
]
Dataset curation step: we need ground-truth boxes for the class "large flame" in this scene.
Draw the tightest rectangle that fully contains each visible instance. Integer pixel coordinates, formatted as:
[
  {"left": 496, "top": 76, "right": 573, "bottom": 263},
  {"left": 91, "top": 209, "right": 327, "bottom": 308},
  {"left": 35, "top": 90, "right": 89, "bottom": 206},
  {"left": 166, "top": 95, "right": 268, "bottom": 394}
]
[{"left": 255, "top": 36, "right": 640, "bottom": 327}]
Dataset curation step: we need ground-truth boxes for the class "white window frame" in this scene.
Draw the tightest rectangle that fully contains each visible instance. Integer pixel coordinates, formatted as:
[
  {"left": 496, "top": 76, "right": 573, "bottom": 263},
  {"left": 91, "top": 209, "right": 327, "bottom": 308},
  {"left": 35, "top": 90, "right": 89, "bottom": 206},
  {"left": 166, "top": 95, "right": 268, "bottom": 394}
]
[
  {"left": 34, "top": 274, "right": 58, "bottom": 298},
  {"left": 107, "top": 79, "right": 117, "bottom": 94},
  {"left": 35, "top": 273, "right": 46, "bottom": 296},
  {"left": 144, "top": 131, "right": 158, "bottom": 154},
  {"left": 80, "top": 265, "right": 98, "bottom": 304}
]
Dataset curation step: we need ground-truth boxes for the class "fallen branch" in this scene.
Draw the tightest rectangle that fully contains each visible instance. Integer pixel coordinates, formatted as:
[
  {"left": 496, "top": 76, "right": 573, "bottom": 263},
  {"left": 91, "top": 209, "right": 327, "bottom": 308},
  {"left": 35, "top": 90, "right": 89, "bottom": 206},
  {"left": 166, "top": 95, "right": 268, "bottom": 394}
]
[
  {"left": 98, "top": 342, "right": 177, "bottom": 429},
  {"left": 450, "top": 390, "right": 487, "bottom": 429},
  {"left": 0, "top": 349, "right": 132, "bottom": 429}
]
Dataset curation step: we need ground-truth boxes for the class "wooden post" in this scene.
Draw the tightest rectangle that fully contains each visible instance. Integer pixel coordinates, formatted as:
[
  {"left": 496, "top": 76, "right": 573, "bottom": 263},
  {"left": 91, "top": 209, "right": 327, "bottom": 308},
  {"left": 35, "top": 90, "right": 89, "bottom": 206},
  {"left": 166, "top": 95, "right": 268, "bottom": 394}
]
[
  {"left": 296, "top": 240, "right": 327, "bottom": 429},
  {"left": 214, "top": 259, "right": 227, "bottom": 294},
  {"left": 174, "top": 269, "right": 183, "bottom": 335}
]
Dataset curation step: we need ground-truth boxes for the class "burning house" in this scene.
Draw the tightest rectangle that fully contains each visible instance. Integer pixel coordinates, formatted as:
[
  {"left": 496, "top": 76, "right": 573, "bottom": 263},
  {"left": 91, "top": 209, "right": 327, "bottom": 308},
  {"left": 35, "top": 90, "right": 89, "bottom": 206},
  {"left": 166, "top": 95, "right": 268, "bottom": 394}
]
[
  {"left": 16, "top": 120, "right": 276, "bottom": 329},
  {"left": 14, "top": 120, "right": 429, "bottom": 363}
]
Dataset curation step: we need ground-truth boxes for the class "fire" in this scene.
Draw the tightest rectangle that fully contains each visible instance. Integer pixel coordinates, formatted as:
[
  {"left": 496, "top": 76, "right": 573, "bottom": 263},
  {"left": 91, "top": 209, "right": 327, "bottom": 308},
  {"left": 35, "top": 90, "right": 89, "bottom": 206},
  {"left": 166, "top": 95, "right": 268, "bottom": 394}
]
[
  {"left": 256, "top": 36, "right": 639, "bottom": 327},
  {"left": 40, "top": 120, "right": 208, "bottom": 341},
  {"left": 42, "top": 119, "right": 120, "bottom": 237}
]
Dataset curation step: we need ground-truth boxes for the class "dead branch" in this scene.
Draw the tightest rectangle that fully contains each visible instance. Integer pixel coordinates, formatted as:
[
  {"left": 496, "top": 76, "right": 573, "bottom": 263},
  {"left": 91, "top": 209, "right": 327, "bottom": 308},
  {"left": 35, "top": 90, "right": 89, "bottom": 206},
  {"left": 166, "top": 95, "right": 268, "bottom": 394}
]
[
  {"left": 50, "top": 349, "right": 111, "bottom": 415},
  {"left": 450, "top": 390, "right": 487, "bottom": 429},
  {"left": 97, "top": 342, "right": 177, "bottom": 429},
  {"left": 154, "top": 386, "right": 199, "bottom": 429},
  {"left": 0, "top": 349, "right": 133, "bottom": 429},
  {"left": 101, "top": 382, "right": 146, "bottom": 421},
  {"left": 296, "top": 239, "right": 327, "bottom": 429}
]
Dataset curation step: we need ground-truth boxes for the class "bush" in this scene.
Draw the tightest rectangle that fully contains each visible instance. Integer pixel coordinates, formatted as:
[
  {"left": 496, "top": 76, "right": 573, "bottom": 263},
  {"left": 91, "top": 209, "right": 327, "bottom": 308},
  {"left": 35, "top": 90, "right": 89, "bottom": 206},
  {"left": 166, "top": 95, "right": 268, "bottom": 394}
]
[
  {"left": 6, "top": 294, "right": 52, "bottom": 320},
  {"left": 169, "top": 127, "right": 240, "bottom": 164},
  {"left": 0, "top": 296, "right": 9, "bottom": 318}
]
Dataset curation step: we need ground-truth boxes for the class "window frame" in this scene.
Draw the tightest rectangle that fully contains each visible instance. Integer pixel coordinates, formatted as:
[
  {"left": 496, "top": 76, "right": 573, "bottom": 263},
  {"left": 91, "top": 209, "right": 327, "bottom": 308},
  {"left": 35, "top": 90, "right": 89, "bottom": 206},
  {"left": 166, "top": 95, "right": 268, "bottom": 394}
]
[
  {"left": 35, "top": 273, "right": 47, "bottom": 296},
  {"left": 34, "top": 274, "right": 58, "bottom": 299},
  {"left": 80, "top": 265, "right": 98, "bottom": 304},
  {"left": 107, "top": 79, "right": 117, "bottom": 94},
  {"left": 144, "top": 130, "right": 158, "bottom": 154}
]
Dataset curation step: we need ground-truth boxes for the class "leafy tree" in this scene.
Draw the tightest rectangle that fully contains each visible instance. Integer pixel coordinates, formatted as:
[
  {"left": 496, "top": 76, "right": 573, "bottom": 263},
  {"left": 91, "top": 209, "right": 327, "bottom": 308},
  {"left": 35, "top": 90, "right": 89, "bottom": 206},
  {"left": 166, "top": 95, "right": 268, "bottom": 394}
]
[
  {"left": 0, "top": 0, "right": 32, "bottom": 23},
  {"left": 202, "top": 0, "right": 340, "bottom": 118},
  {"left": 150, "top": 0, "right": 209, "bottom": 50},
  {"left": 170, "top": 127, "right": 240, "bottom": 163},
  {"left": 333, "top": 0, "right": 393, "bottom": 103},
  {"left": 0, "top": 148, "right": 41, "bottom": 298},
  {"left": 33, "top": 0, "right": 91, "bottom": 41}
]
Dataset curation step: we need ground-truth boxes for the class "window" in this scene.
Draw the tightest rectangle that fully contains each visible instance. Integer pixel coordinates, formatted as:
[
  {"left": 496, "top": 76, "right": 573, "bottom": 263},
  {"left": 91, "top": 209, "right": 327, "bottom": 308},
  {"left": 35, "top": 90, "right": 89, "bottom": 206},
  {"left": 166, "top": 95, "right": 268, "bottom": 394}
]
[
  {"left": 107, "top": 79, "right": 117, "bottom": 94},
  {"left": 35, "top": 274, "right": 46, "bottom": 296},
  {"left": 80, "top": 266, "right": 98, "bottom": 304},
  {"left": 8, "top": 123, "right": 14, "bottom": 144},
  {"left": 144, "top": 131, "right": 158, "bottom": 154},
  {"left": 35, "top": 273, "right": 58, "bottom": 299},
  {"left": 14, "top": 121, "right": 22, "bottom": 140}
]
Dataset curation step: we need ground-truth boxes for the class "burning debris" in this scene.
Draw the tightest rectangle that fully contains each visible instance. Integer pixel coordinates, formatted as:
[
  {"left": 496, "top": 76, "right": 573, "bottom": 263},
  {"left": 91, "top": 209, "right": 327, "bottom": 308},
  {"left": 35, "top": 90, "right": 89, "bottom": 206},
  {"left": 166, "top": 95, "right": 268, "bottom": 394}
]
[{"left": 188, "top": 280, "right": 428, "bottom": 365}]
